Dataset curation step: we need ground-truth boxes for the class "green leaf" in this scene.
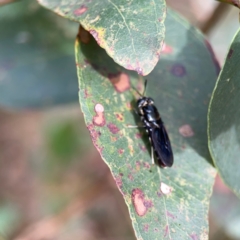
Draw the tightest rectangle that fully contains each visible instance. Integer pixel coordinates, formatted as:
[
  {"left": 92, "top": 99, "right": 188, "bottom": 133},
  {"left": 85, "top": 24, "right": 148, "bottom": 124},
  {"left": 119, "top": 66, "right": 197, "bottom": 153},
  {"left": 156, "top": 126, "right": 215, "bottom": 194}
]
[
  {"left": 38, "top": 0, "right": 166, "bottom": 76},
  {"left": 208, "top": 28, "right": 240, "bottom": 198},
  {"left": 0, "top": 0, "right": 78, "bottom": 108},
  {"left": 76, "top": 10, "right": 218, "bottom": 239}
]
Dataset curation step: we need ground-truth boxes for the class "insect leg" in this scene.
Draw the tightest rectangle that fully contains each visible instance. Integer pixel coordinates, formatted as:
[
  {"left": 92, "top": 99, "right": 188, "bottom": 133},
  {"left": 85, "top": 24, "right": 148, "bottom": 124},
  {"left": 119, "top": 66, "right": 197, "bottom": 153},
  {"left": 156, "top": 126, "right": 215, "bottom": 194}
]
[
  {"left": 126, "top": 124, "right": 144, "bottom": 128},
  {"left": 151, "top": 146, "right": 155, "bottom": 164}
]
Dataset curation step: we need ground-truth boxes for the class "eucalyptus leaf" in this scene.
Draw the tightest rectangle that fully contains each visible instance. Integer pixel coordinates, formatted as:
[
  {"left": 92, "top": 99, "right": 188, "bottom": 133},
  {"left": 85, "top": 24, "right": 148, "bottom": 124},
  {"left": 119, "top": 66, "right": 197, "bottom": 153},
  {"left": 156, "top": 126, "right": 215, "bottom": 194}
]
[
  {"left": 38, "top": 0, "right": 166, "bottom": 76},
  {"left": 208, "top": 28, "right": 240, "bottom": 198},
  {"left": 76, "top": 10, "right": 218, "bottom": 239},
  {"left": 0, "top": 0, "right": 78, "bottom": 108}
]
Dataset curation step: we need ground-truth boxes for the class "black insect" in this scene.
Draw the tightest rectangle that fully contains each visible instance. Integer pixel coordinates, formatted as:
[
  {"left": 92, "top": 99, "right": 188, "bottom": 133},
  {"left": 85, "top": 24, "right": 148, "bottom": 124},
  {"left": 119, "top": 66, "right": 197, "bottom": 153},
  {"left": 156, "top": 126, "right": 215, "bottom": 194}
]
[{"left": 131, "top": 80, "right": 173, "bottom": 168}]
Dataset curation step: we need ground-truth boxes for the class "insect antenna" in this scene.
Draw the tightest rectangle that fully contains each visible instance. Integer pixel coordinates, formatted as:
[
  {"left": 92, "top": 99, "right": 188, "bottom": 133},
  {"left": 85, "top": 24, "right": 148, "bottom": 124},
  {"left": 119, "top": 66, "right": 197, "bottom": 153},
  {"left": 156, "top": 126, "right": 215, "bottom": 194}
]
[
  {"left": 131, "top": 79, "right": 148, "bottom": 97},
  {"left": 142, "top": 79, "right": 148, "bottom": 96}
]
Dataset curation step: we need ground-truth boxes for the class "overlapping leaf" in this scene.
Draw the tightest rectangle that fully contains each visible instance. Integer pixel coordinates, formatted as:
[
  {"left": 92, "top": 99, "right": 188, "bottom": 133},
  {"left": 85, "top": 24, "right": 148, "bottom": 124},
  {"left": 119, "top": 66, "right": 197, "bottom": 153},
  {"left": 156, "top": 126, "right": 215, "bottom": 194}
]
[
  {"left": 208, "top": 28, "right": 240, "bottom": 198},
  {"left": 38, "top": 0, "right": 166, "bottom": 76},
  {"left": 0, "top": 0, "right": 78, "bottom": 108},
  {"left": 76, "top": 10, "right": 218, "bottom": 239}
]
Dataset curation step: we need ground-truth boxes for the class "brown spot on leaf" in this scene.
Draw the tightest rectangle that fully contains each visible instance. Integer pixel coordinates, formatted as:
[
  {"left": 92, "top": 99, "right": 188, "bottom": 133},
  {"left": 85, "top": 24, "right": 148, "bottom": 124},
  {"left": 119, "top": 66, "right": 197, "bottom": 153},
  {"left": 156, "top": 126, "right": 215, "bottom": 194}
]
[
  {"left": 84, "top": 88, "right": 91, "bottom": 98},
  {"left": 132, "top": 189, "right": 150, "bottom": 216},
  {"left": 78, "top": 25, "right": 90, "bottom": 43},
  {"left": 93, "top": 104, "right": 106, "bottom": 127},
  {"left": 107, "top": 123, "right": 120, "bottom": 134},
  {"left": 143, "top": 162, "right": 150, "bottom": 169},
  {"left": 115, "top": 113, "right": 124, "bottom": 122},
  {"left": 179, "top": 124, "right": 194, "bottom": 137},
  {"left": 74, "top": 5, "right": 88, "bottom": 16},
  {"left": 108, "top": 72, "right": 130, "bottom": 93}
]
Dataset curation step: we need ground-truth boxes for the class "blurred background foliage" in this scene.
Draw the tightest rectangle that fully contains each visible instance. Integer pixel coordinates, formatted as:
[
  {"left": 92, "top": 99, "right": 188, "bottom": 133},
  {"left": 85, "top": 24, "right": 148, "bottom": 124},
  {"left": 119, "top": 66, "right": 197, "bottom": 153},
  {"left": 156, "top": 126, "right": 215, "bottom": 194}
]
[{"left": 0, "top": 0, "right": 239, "bottom": 239}]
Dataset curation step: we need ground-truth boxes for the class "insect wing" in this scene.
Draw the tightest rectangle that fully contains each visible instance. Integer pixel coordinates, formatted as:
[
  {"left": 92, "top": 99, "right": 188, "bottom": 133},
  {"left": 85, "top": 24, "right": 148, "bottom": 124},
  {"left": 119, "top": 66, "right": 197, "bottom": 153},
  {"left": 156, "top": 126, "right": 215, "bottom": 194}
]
[{"left": 151, "top": 124, "right": 173, "bottom": 167}]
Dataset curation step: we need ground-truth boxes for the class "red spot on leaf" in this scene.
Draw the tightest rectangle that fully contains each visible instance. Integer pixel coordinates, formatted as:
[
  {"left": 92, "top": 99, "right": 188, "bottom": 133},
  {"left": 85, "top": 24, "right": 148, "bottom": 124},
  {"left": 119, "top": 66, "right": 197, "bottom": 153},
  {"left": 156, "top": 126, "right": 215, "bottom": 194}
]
[
  {"left": 118, "top": 148, "right": 124, "bottom": 155},
  {"left": 131, "top": 189, "right": 153, "bottom": 217},
  {"left": 171, "top": 64, "right": 186, "bottom": 77},
  {"left": 114, "top": 174, "right": 124, "bottom": 194},
  {"left": 179, "top": 124, "right": 194, "bottom": 137},
  {"left": 108, "top": 72, "right": 130, "bottom": 93},
  {"left": 162, "top": 43, "right": 173, "bottom": 54},
  {"left": 87, "top": 124, "right": 103, "bottom": 154},
  {"left": 89, "top": 29, "right": 101, "bottom": 45},
  {"left": 140, "top": 145, "right": 147, "bottom": 152},
  {"left": 167, "top": 211, "right": 175, "bottom": 219},
  {"left": 126, "top": 102, "right": 132, "bottom": 110},
  {"left": 143, "top": 162, "right": 151, "bottom": 169},
  {"left": 107, "top": 123, "right": 120, "bottom": 134},
  {"left": 190, "top": 233, "right": 198, "bottom": 240},
  {"left": 164, "top": 225, "right": 169, "bottom": 238},
  {"left": 84, "top": 88, "right": 91, "bottom": 98},
  {"left": 93, "top": 104, "right": 106, "bottom": 127},
  {"left": 143, "top": 224, "right": 149, "bottom": 232},
  {"left": 128, "top": 173, "right": 134, "bottom": 181},
  {"left": 135, "top": 133, "right": 141, "bottom": 139},
  {"left": 74, "top": 5, "right": 88, "bottom": 16},
  {"left": 132, "top": 189, "right": 147, "bottom": 216}
]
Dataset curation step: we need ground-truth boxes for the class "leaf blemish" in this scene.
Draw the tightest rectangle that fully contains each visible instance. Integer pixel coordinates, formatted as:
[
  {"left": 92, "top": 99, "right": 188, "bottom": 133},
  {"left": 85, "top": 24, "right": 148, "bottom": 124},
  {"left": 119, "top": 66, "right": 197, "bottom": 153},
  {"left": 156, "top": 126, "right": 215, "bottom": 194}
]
[
  {"left": 160, "top": 182, "right": 172, "bottom": 195},
  {"left": 132, "top": 188, "right": 152, "bottom": 217},
  {"left": 115, "top": 113, "right": 124, "bottom": 122},
  {"left": 164, "top": 225, "right": 169, "bottom": 238},
  {"left": 108, "top": 72, "right": 130, "bottom": 93},
  {"left": 143, "top": 224, "right": 149, "bottom": 232},
  {"left": 84, "top": 88, "right": 91, "bottom": 98},
  {"left": 114, "top": 174, "right": 123, "bottom": 193},
  {"left": 118, "top": 148, "right": 124, "bottom": 155},
  {"left": 128, "top": 173, "right": 134, "bottom": 181},
  {"left": 93, "top": 104, "right": 106, "bottom": 127},
  {"left": 161, "top": 43, "right": 173, "bottom": 54},
  {"left": 171, "top": 64, "right": 186, "bottom": 77},
  {"left": 87, "top": 124, "right": 103, "bottom": 154},
  {"left": 190, "top": 233, "right": 198, "bottom": 240},
  {"left": 107, "top": 123, "right": 120, "bottom": 134},
  {"left": 179, "top": 124, "right": 194, "bottom": 137},
  {"left": 140, "top": 145, "right": 147, "bottom": 152},
  {"left": 73, "top": 5, "right": 88, "bottom": 16},
  {"left": 167, "top": 211, "right": 175, "bottom": 219}
]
